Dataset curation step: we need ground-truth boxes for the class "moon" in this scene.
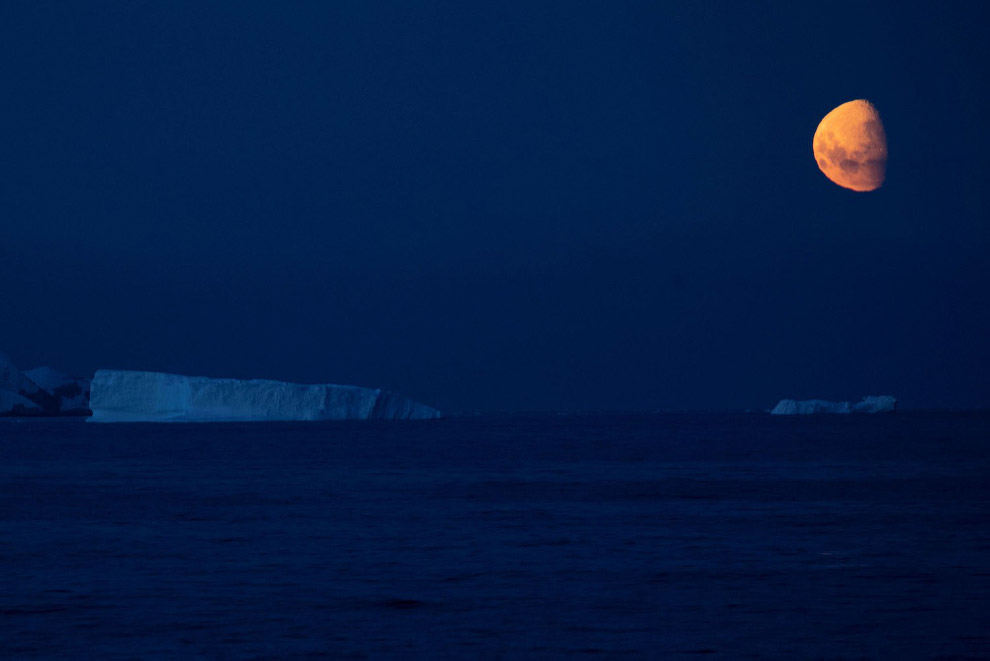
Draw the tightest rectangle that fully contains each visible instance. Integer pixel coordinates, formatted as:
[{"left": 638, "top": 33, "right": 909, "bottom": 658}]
[{"left": 813, "top": 99, "right": 887, "bottom": 192}]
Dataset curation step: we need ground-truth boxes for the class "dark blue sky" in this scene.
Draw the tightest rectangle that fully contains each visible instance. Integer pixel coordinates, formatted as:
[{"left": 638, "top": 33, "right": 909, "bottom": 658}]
[{"left": 2, "top": 1, "right": 988, "bottom": 412}]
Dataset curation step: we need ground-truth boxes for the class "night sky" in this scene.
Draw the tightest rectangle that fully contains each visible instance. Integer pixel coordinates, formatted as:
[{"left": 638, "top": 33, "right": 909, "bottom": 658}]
[{"left": 3, "top": 1, "right": 988, "bottom": 412}]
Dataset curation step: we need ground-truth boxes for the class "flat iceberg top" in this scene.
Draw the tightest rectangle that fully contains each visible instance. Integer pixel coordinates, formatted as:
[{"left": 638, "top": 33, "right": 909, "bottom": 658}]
[
  {"left": 770, "top": 395, "right": 896, "bottom": 415},
  {"left": 88, "top": 369, "right": 442, "bottom": 423}
]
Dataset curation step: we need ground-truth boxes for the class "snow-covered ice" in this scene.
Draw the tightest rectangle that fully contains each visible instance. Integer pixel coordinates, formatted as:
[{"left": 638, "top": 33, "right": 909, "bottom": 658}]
[
  {"left": 88, "top": 370, "right": 443, "bottom": 422},
  {"left": 770, "top": 395, "right": 897, "bottom": 415}
]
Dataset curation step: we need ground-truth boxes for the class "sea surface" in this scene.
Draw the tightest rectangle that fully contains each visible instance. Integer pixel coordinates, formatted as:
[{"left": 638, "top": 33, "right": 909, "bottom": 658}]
[{"left": 2, "top": 413, "right": 989, "bottom": 659}]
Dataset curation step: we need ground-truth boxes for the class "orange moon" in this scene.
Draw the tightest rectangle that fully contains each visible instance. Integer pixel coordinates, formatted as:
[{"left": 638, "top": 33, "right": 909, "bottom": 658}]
[{"left": 813, "top": 99, "right": 887, "bottom": 192}]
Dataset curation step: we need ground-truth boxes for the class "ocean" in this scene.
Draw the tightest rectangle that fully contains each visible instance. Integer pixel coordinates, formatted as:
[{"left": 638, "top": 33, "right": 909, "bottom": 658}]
[{"left": 2, "top": 413, "right": 989, "bottom": 659}]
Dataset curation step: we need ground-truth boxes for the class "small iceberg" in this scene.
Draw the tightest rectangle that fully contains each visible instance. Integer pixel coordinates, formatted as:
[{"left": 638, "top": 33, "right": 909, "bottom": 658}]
[{"left": 770, "top": 395, "right": 896, "bottom": 415}]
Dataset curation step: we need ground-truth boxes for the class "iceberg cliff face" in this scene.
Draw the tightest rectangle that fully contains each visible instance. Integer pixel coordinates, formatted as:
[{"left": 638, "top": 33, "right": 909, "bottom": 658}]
[
  {"left": 770, "top": 395, "right": 896, "bottom": 415},
  {"left": 88, "top": 370, "right": 443, "bottom": 422}
]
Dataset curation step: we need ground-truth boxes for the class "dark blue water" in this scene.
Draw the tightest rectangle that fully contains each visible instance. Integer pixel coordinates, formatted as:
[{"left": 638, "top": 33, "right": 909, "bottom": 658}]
[{"left": 2, "top": 413, "right": 989, "bottom": 659}]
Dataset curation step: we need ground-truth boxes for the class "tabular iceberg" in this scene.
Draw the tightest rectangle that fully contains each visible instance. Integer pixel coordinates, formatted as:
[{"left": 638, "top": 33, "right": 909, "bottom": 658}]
[
  {"left": 88, "top": 370, "right": 443, "bottom": 422},
  {"left": 770, "top": 395, "right": 896, "bottom": 415},
  {"left": 770, "top": 399, "right": 852, "bottom": 415},
  {"left": 851, "top": 395, "right": 898, "bottom": 413}
]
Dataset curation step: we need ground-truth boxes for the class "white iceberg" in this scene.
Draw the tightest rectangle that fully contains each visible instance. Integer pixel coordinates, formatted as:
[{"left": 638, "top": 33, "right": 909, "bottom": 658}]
[
  {"left": 770, "top": 399, "right": 852, "bottom": 415},
  {"left": 851, "top": 395, "right": 898, "bottom": 413},
  {"left": 770, "top": 395, "right": 896, "bottom": 415},
  {"left": 88, "top": 369, "right": 443, "bottom": 422}
]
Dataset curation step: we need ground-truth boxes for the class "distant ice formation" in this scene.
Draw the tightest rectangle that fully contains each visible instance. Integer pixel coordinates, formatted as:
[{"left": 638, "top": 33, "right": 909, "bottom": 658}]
[
  {"left": 88, "top": 370, "right": 443, "bottom": 422},
  {"left": 770, "top": 399, "right": 852, "bottom": 415},
  {"left": 770, "top": 395, "right": 896, "bottom": 415},
  {"left": 1, "top": 351, "right": 43, "bottom": 397},
  {"left": 850, "top": 395, "right": 898, "bottom": 413},
  {"left": 25, "top": 367, "right": 92, "bottom": 416},
  {"left": 0, "top": 390, "right": 45, "bottom": 416},
  {"left": 0, "top": 352, "right": 58, "bottom": 416}
]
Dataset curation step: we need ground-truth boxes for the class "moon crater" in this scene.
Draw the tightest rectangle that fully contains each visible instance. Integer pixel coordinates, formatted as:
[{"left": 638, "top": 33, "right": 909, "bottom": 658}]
[{"left": 813, "top": 100, "right": 886, "bottom": 192}]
